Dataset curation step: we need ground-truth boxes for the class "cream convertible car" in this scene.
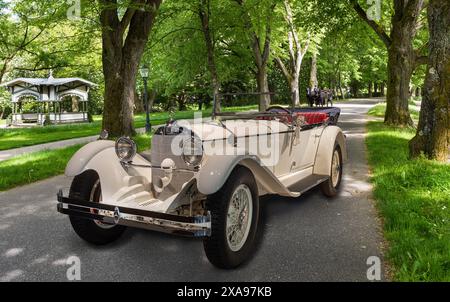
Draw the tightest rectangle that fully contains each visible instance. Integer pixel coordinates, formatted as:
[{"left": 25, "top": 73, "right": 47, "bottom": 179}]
[{"left": 57, "top": 96, "right": 347, "bottom": 268}]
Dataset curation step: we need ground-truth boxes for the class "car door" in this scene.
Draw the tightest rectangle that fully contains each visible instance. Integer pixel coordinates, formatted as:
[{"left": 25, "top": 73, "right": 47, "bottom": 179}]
[{"left": 293, "top": 125, "right": 322, "bottom": 170}]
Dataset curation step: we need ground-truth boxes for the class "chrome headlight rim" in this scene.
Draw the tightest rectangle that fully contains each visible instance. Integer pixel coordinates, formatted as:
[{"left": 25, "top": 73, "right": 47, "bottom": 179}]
[
  {"left": 181, "top": 136, "right": 203, "bottom": 167},
  {"left": 115, "top": 136, "right": 137, "bottom": 163}
]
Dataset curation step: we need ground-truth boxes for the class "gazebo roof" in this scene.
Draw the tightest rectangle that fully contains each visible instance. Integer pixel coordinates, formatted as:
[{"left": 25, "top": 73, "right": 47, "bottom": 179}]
[
  {"left": 0, "top": 77, "right": 96, "bottom": 88},
  {"left": 1, "top": 73, "right": 96, "bottom": 103}
]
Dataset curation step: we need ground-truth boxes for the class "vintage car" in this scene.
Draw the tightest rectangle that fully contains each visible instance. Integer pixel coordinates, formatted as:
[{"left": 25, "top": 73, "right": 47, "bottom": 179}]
[{"left": 56, "top": 94, "right": 347, "bottom": 268}]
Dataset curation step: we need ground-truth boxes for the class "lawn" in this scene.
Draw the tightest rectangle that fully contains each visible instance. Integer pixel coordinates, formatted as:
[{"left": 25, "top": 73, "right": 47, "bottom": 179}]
[
  {"left": 368, "top": 102, "right": 420, "bottom": 120},
  {"left": 366, "top": 121, "right": 450, "bottom": 281},
  {"left": 0, "top": 109, "right": 212, "bottom": 151},
  {"left": 0, "top": 133, "right": 152, "bottom": 191},
  {"left": 0, "top": 105, "right": 262, "bottom": 151}
]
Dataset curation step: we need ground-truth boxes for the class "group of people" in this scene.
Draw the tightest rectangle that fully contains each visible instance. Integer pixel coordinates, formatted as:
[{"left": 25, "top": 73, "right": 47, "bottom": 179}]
[{"left": 306, "top": 87, "right": 334, "bottom": 107}]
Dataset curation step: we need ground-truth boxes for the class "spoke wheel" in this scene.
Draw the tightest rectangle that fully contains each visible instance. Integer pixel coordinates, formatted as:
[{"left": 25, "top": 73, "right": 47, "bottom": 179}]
[
  {"left": 320, "top": 144, "right": 343, "bottom": 197},
  {"left": 331, "top": 149, "right": 341, "bottom": 188},
  {"left": 226, "top": 184, "right": 253, "bottom": 252},
  {"left": 203, "top": 166, "right": 259, "bottom": 269},
  {"left": 68, "top": 170, "right": 126, "bottom": 245},
  {"left": 89, "top": 180, "right": 114, "bottom": 229}
]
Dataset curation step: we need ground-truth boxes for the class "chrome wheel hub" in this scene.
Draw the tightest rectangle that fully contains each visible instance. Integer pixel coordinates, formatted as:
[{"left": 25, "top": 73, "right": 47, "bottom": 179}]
[{"left": 226, "top": 184, "right": 253, "bottom": 252}]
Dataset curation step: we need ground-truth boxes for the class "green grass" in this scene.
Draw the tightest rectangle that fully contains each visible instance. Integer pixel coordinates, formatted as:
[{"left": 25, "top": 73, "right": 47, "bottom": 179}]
[
  {"left": 366, "top": 121, "right": 450, "bottom": 281},
  {"left": 0, "top": 133, "right": 152, "bottom": 191},
  {"left": 0, "top": 105, "right": 269, "bottom": 151},
  {"left": 0, "top": 110, "right": 212, "bottom": 151},
  {"left": 368, "top": 103, "right": 420, "bottom": 120}
]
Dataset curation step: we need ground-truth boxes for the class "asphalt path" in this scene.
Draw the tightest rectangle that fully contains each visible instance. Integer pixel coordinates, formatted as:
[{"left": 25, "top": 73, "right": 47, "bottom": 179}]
[{"left": 0, "top": 98, "right": 387, "bottom": 281}]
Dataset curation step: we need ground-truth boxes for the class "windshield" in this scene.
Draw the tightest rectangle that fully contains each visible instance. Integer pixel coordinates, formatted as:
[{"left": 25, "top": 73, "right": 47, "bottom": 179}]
[{"left": 213, "top": 92, "right": 295, "bottom": 119}]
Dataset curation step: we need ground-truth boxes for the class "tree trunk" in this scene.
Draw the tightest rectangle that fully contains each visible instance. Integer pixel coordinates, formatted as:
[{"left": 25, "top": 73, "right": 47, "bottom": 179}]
[
  {"left": 257, "top": 67, "right": 271, "bottom": 111},
  {"left": 274, "top": 1, "right": 308, "bottom": 107},
  {"left": 134, "top": 90, "right": 144, "bottom": 114},
  {"left": 384, "top": 22, "right": 415, "bottom": 126},
  {"left": 351, "top": 0, "right": 425, "bottom": 126},
  {"left": 198, "top": 0, "right": 221, "bottom": 111},
  {"left": 148, "top": 89, "right": 157, "bottom": 112},
  {"left": 289, "top": 77, "right": 300, "bottom": 106},
  {"left": 102, "top": 47, "right": 140, "bottom": 136},
  {"left": 338, "top": 72, "right": 344, "bottom": 99},
  {"left": 380, "top": 82, "right": 385, "bottom": 96},
  {"left": 309, "top": 52, "right": 318, "bottom": 89},
  {"left": 368, "top": 82, "right": 373, "bottom": 98},
  {"left": 99, "top": 0, "right": 161, "bottom": 137},
  {"left": 409, "top": 0, "right": 450, "bottom": 161},
  {"left": 415, "top": 87, "right": 421, "bottom": 97}
]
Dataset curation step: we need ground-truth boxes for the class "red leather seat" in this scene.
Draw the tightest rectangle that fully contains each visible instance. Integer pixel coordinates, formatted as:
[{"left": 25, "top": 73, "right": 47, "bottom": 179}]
[{"left": 295, "top": 112, "right": 329, "bottom": 125}]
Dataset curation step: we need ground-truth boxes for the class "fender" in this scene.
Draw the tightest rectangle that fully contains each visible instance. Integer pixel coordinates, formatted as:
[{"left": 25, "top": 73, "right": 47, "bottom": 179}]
[
  {"left": 196, "top": 155, "right": 300, "bottom": 197},
  {"left": 313, "top": 125, "right": 347, "bottom": 176},
  {"left": 65, "top": 140, "right": 152, "bottom": 203},
  {"left": 65, "top": 140, "right": 115, "bottom": 177}
]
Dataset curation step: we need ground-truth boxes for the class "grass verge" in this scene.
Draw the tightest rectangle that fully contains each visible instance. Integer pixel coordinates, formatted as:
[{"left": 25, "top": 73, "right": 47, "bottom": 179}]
[
  {"left": 366, "top": 121, "right": 450, "bottom": 281},
  {"left": 0, "top": 110, "right": 211, "bottom": 151},
  {"left": 0, "top": 133, "right": 152, "bottom": 192},
  {"left": 0, "top": 104, "right": 262, "bottom": 151},
  {"left": 368, "top": 103, "right": 420, "bottom": 120}
]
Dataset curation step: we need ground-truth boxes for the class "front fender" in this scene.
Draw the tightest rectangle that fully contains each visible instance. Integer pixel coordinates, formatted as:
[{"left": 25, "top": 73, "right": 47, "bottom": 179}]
[
  {"left": 65, "top": 140, "right": 152, "bottom": 203},
  {"left": 313, "top": 126, "right": 347, "bottom": 176},
  {"left": 196, "top": 155, "right": 300, "bottom": 197},
  {"left": 65, "top": 140, "right": 115, "bottom": 176}
]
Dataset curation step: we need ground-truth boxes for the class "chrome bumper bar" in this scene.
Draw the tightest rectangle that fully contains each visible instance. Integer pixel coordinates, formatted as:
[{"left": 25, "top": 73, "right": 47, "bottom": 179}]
[{"left": 56, "top": 190, "right": 211, "bottom": 237}]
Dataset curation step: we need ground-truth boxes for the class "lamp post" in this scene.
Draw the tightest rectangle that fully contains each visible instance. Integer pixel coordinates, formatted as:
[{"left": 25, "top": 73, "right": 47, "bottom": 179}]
[{"left": 140, "top": 65, "right": 151, "bottom": 133}]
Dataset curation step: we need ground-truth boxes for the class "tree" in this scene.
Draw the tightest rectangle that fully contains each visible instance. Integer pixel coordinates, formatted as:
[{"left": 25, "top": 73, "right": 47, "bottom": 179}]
[
  {"left": 234, "top": 0, "right": 277, "bottom": 111},
  {"left": 351, "top": 0, "right": 428, "bottom": 126},
  {"left": 99, "top": 0, "right": 162, "bottom": 137},
  {"left": 309, "top": 51, "right": 318, "bottom": 89},
  {"left": 409, "top": 0, "right": 449, "bottom": 161},
  {"left": 274, "top": 0, "right": 310, "bottom": 105},
  {"left": 198, "top": 0, "right": 221, "bottom": 110}
]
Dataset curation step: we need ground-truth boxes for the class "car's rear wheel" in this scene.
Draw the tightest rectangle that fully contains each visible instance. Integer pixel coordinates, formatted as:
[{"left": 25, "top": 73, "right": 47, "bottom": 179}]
[
  {"left": 69, "top": 171, "right": 126, "bottom": 245},
  {"left": 320, "top": 144, "right": 343, "bottom": 197},
  {"left": 203, "top": 166, "right": 259, "bottom": 269}
]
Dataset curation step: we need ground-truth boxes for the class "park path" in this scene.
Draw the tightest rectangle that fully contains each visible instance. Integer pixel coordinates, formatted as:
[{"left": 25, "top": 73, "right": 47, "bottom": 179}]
[
  {"left": 0, "top": 128, "right": 148, "bottom": 162},
  {"left": 0, "top": 98, "right": 387, "bottom": 281}
]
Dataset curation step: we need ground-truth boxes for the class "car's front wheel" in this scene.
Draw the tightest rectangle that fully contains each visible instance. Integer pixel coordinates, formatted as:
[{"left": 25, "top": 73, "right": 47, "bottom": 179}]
[
  {"left": 68, "top": 170, "right": 126, "bottom": 245},
  {"left": 320, "top": 144, "right": 343, "bottom": 197},
  {"left": 203, "top": 166, "right": 259, "bottom": 269}
]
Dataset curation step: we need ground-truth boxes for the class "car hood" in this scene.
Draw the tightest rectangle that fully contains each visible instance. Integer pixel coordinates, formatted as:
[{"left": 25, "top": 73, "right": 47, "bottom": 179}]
[{"left": 173, "top": 118, "right": 290, "bottom": 141}]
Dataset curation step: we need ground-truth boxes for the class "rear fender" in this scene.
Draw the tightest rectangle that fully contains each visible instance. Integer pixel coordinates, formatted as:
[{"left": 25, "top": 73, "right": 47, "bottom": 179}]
[{"left": 313, "top": 126, "right": 347, "bottom": 176}]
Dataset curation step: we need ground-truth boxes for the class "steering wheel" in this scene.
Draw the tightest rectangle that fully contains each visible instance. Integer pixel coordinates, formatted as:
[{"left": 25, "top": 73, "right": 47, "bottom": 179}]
[
  {"left": 264, "top": 105, "right": 292, "bottom": 124},
  {"left": 265, "top": 105, "right": 291, "bottom": 114}
]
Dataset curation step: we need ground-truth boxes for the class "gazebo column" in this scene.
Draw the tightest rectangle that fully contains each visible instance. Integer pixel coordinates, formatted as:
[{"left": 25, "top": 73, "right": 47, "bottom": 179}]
[
  {"left": 12, "top": 103, "right": 16, "bottom": 123},
  {"left": 84, "top": 101, "right": 88, "bottom": 121}
]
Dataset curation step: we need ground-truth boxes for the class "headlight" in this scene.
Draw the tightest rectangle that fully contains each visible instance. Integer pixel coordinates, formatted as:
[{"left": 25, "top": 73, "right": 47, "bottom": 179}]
[
  {"left": 115, "top": 137, "right": 136, "bottom": 163},
  {"left": 182, "top": 136, "right": 203, "bottom": 167}
]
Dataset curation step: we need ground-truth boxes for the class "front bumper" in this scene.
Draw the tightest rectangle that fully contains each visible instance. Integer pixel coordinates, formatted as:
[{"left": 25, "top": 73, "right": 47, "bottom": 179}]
[{"left": 56, "top": 190, "right": 211, "bottom": 237}]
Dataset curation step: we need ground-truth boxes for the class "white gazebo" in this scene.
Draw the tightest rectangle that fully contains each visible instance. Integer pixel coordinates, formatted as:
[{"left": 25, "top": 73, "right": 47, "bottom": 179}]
[{"left": 1, "top": 73, "right": 96, "bottom": 125}]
